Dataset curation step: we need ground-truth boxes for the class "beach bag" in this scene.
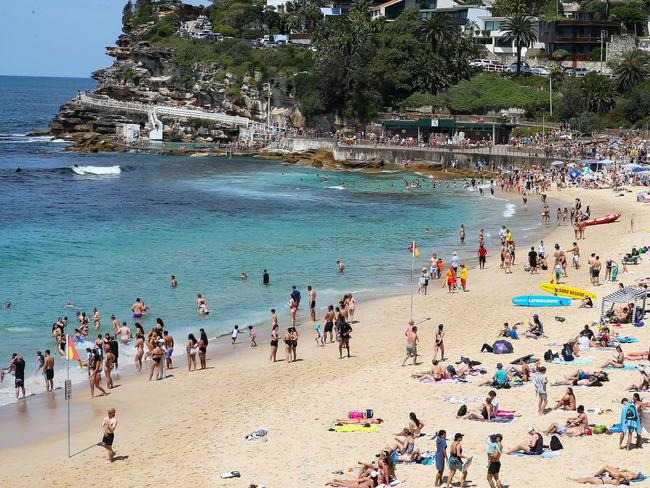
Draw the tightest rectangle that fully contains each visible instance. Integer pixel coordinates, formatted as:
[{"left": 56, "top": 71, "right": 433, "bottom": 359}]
[
  {"left": 348, "top": 410, "right": 364, "bottom": 420},
  {"left": 365, "top": 409, "right": 374, "bottom": 419},
  {"left": 457, "top": 405, "right": 467, "bottom": 417},
  {"left": 544, "top": 349, "right": 554, "bottom": 362},
  {"left": 550, "top": 435, "right": 563, "bottom": 451},
  {"left": 592, "top": 425, "right": 607, "bottom": 434}
]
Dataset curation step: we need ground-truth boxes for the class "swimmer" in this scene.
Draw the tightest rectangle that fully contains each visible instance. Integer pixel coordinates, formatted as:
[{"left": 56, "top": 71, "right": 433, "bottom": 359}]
[
  {"left": 241, "top": 272, "right": 248, "bottom": 280},
  {"left": 171, "top": 275, "right": 177, "bottom": 288},
  {"left": 131, "top": 297, "right": 145, "bottom": 318},
  {"left": 3, "top": 302, "right": 11, "bottom": 309},
  {"left": 337, "top": 260, "right": 346, "bottom": 273}
]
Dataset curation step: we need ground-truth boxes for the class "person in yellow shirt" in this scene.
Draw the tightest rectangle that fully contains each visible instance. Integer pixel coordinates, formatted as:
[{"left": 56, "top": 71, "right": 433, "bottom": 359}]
[{"left": 459, "top": 264, "right": 469, "bottom": 292}]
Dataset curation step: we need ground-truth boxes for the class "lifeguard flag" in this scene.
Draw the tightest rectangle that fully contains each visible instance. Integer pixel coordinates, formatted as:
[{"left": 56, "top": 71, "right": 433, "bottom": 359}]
[
  {"left": 67, "top": 335, "right": 80, "bottom": 361},
  {"left": 407, "top": 242, "right": 420, "bottom": 258}
]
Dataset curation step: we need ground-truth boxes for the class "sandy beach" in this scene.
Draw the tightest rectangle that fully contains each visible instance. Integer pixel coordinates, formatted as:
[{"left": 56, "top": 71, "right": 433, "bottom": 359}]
[{"left": 1, "top": 185, "right": 648, "bottom": 488}]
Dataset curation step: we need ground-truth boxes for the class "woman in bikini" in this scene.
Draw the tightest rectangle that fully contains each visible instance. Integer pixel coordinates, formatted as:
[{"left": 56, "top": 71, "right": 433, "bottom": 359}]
[
  {"left": 553, "top": 387, "right": 577, "bottom": 410},
  {"left": 391, "top": 428, "right": 415, "bottom": 455},
  {"left": 133, "top": 333, "right": 144, "bottom": 372},
  {"left": 571, "top": 465, "right": 641, "bottom": 485},
  {"left": 446, "top": 433, "right": 469, "bottom": 488},
  {"left": 269, "top": 324, "right": 279, "bottom": 362},
  {"left": 408, "top": 412, "right": 425, "bottom": 436},
  {"left": 627, "top": 368, "right": 649, "bottom": 391},
  {"left": 144, "top": 343, "right": 164, "bottom": 381},
  {"left": 283, "top": 328, "right": 293, "bottom": 364},
  {"left": 463, "top": 397, "right": 494, "bottom": 421},
  {"left": 600, "top": 345, "right": 625, "bottom": 369},
  {"left": 186, "top": 333, "right": 197, "bottom": 371},
  {"left": 433, "top": 324, "right": 445, "bottom": 361},
  {"left": 289, "top": 296, "right": 297, "bottom": 327},
  {"left": 88, "top": 350, "right": 107, "bottom": 398},
  {"left": 197, "top": 335, "right": 207, "bottom": 370}
]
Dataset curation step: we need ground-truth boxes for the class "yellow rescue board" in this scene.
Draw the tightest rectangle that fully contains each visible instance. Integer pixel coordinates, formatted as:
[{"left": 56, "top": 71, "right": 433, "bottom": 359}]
[{"left": 540, "top": 283, "right": 596, "bottom": 300}]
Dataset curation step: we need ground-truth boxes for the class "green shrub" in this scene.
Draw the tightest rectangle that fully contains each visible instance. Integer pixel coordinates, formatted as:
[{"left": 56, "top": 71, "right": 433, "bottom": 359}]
[
  {"left": 400, "top": 92, "right": 445, "bottom": 109},
  {"left": 569, "top": 111, "right": 604, "bottom": 133}
]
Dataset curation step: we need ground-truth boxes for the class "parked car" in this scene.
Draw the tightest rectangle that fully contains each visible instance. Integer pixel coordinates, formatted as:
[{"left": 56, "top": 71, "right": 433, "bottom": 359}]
[
  {"left": 470, "top": 59, "right": 494, "bottom": 68},
  {"left": 531, "top": 66, "right": 550, "bottom": 76},
  {"left": 563, "top": 67, "right": 589, "bottom": 77},
  {"left": 506, "top": 63, "right": 531, "bottom": 74}
]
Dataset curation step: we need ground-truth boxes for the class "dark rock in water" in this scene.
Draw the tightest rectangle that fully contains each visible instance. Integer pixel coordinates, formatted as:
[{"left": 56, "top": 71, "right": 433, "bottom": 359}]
[
  {"left": 64, "top": 133, "right": 125, "bottom": 153},
  {"left": 340, "top": 158, "right": 384, "bottom": 169},
  {"left": 25, "top": 129, "right": 50, "bottom": 137}
]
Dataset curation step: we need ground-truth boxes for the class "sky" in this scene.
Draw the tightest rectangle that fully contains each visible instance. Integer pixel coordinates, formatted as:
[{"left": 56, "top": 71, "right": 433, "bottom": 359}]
[{"left": 0, "top": 0, "right": 209, "bottom": 78}]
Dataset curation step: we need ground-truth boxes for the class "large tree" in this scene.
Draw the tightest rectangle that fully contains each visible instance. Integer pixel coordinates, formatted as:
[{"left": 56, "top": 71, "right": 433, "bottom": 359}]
[
  {"left": 609, "top": 49, "right": 650, "bottom": 92},
  {"left": 419, "top": 13, "right": 455, "bottom": 55},
  {"left": 581, "top": 72, "right": 615, "bottom": 112},
  {"left": 501, "top": 13, "right": 537, "bottom": 76}
]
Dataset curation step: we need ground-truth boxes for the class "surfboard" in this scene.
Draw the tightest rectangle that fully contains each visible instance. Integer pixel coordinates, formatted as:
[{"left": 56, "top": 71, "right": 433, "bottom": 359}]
[
  {"left": 512, "top": 295, "right": 571, "bottom": 307},
  {"left": 540, "top": 283, "right": 596, "bottom": 300}
]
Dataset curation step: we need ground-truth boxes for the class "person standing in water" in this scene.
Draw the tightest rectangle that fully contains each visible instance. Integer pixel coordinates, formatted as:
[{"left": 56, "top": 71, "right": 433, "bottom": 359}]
[
  {"left": 263, "top": 269, "right": 270, "bottom": 285},
  {"left": 308, "top": 285, "right": 316, "bottom": 321},
  {"left": 459, "top": 224, "right": 465, "bottom": 244},
  {"left": 43, "top": 350, "right": 55, "bottom": 392},
  {"left": 171, "top": 275, "right": 177, "bottom": 288},
  {"left": 101, "top": 408, "right": 117, "bottom": 462}
]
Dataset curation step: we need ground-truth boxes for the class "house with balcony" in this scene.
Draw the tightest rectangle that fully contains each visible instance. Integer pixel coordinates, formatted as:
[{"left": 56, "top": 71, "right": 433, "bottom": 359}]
[
  {"left": 371, "top": 0, "right": 488, "bottom": 24},
  {"left": 475, "top": 16, "right": 545, "bottom": 62},
  {"left": 538, "top": 14, "right": 621, "bottom": 60}
]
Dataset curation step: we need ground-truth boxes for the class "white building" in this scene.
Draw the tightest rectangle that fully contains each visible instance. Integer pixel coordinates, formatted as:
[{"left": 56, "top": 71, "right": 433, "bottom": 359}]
[{"left": 475, "top": 16, "right": 545, "bottom": 62}]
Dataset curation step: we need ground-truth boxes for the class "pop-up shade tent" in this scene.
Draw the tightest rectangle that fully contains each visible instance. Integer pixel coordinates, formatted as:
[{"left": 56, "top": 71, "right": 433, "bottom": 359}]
[{"left": 600, "top": 286, "right": 647, "bottom": 323}]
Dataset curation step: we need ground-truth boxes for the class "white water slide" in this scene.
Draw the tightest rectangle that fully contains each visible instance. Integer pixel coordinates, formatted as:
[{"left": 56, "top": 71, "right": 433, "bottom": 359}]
[{"left": 75, "top": 92, "right": 276, "bottom": 142}]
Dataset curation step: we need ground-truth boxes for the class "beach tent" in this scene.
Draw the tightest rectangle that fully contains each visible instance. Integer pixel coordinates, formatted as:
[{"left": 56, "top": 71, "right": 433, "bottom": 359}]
[
  {"left": 492, "top": 340, "right": 514, "bottom": 354},
  {"left": 551, "top": 160, "right": 565, "bottom": 166},
  {"left": 600, "top": 287, "right": 647, "bottom": 323}
]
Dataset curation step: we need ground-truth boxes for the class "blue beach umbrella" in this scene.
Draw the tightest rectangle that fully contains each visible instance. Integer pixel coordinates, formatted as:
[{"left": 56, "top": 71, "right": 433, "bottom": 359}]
[{"left": 568, "top": 168, "right": 581, "bottom": 179}]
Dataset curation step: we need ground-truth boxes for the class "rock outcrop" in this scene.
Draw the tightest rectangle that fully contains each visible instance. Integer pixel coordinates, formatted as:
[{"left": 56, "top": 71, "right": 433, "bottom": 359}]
[{"left": 50, "top": 1, "right": 303, "bottom": 148}]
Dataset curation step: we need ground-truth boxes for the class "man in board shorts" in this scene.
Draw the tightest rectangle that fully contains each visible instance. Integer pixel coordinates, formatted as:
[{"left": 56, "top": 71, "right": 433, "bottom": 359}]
[{"left": 102, "top": 408, "right": 118, "bottom": 462}]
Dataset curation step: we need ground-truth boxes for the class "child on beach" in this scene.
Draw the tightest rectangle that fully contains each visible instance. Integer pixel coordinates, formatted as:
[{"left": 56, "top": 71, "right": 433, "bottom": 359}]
[
  {"left": 314, "top": 322, "right": 324, "bottom": 346},
  {"left": 248, "top": 325, "right": 257, "bottom": 347},
  {"left": 231, "top": 325, "right": 241, "bottom": 344}
]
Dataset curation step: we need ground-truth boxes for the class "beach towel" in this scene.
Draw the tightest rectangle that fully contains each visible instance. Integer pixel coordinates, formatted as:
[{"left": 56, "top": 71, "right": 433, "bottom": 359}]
[
  {"left": 470, "top": 417, "right": 513, "bottom": 423},
  {"left": 333, "top": 424, "right": 380, "bottom": 433},
  {"left": 552, "top": 358, "right": 593, "bottom": 365},
  {"left": 606, "top": 364, "right": 646, "bottom": 370},
  {"left": 615, "top": 337, "right": 639, "bottom": 343},
  {"left": 419, "top": 378, "right": 465, "bottom": 384},
  {"left": 631, "top": 473, "right": 647, "bottom": 483},
  {"left": 377, "top": 481, "right": 405, "bottom": 488},
  {"left": 443, "top": 395, "right": 482, "bottom": 404},
  {"left": 510, "top": 451, "right": 560, "bottom": 458}
]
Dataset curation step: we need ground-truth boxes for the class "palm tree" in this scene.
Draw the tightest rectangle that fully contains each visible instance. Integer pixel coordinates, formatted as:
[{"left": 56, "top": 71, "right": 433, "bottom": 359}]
[
  {"left": 609, "top": 49, "right": 650, "bottom": 92},
  {"left": 581, "top": 72, "right": 615, "bottom": 112},
  {"left": 501, "top": 13, "right": 537, "bottom": 76},
  {"left": 420, "top": 13, "right": 455, "bottom": 55}
]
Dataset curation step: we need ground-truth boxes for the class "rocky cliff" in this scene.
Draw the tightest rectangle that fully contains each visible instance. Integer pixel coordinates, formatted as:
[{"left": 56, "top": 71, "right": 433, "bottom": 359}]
[{"left": 50, "top": 0, "right": 303, "bottom": 145}]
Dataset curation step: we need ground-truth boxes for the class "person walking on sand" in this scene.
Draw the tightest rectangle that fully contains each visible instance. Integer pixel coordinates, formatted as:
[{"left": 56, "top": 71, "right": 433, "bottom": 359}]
[
  {"left": 402, "top": 325, "right": 419, "bottom": 366},
  {"left": 478, "top": 245, "right": 487, "bottom": 270},
  {"left": 231, "top": 325, "right": 241, "bottom": 344},
  {"left": 308, "top": 285, "right": 317, "bottom": 321},
  {"left": 101, "top": 408, "right": 117, "bottom": 462},
  {"left": 433, "top": 324, "right": 445, "bottom": 361},
  {"left": 270, "top": 324, "right": 279, "bottom": 361},
  {"left": 533, "top": 366, "right": 548, "bottom": 415},
  {"left": 446, "top": 433, "right": 469, "bottom": 488},
  {"left": 444, "top": 267, "right": 456, "bottom": 293},
  {"left": 486, "top": 433, "right": 503, "bottom": 488},
  {"left": 248, "top": 325, "right": 257, "bottom": 347},
  {"left": 434, "top": 430, "right": 448, "bottom": 486},
  {"left": 87, "top": 349, "right": 107, "bottom": 398},
  {"left": 459, "top": 264, "right": 468, "bottom": 291},
  {"left": 339, "top": 320, "right": 352, "bottom": 359}
]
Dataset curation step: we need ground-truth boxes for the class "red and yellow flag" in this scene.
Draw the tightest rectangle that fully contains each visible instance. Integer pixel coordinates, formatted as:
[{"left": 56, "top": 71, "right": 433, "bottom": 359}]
[
  {"left": 67, "top": 335, "right": 80, "bottom": 361},
  {"left": 407, "top": 242, "right": 420, "bottom": 258}
]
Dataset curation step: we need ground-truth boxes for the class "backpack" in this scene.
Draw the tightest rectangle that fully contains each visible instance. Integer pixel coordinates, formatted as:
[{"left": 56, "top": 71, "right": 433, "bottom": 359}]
[
  {"left": 457, "top": 405, "right": 467, "bottom": 417},
  {"left": 550, "top": 435, "right": 563, "bottom": 451},
  {"left": 544, "top": 349, "right": 553, "bottom": 362},
  {"left": 592, "top": 425, "right": 607, "bottom": 435}
]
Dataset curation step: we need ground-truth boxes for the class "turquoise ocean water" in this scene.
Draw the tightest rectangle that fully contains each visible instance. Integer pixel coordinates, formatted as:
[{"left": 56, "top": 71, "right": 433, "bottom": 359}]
[{"left": 0, "top": 76, "right": 542, "bottom": 404}]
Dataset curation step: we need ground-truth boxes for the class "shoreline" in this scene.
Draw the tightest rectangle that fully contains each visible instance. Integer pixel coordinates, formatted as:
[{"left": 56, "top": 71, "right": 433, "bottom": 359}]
[{"left": 1, "top": 188, "right": 578, "bottom": 439}]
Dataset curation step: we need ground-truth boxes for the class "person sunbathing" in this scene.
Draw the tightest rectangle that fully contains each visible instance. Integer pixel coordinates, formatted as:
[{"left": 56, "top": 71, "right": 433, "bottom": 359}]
[
  {"left": 505, "top": 427, "right": 543, "bottom": 455},
  {"left": 626, "top": 367, "right": 649, "bottom": 391},
  {"left": 390, "top": 428, "right": 415, "bottom": 454},
  {"left": 396, "top": 448, "right": 423, "bottom": 463},
  {"left": 462, "top": 397, "right": 494, "bottom": 421},
  {"left": 326, "top": 471, "right": 379, "bottom": 488},
  {"left": 335, "top": 418, "right": 384, "bottom": 425},
  {"left": 625, "top": 350, "right": 649, "bottom": 361},
  {"left": 544, "top": 405, "right": 589, "bottom": 437},
  {"left": 412, "top": 359, "right": 452, "bottom": 381},
  {"left": 553, "top": 387, "right": 577, "bottom": 410},
  {"left": 408, "top": 412, "right": 425, "bottom": 436},
  {"left": 571, "top": 465, "right": 641, "bottom": 485},
  {"left": 600, "top": 346, "right": 625, "bottom": 368},
  {"left": 554, "top": 370, "right": 609, "bottom": 387}
]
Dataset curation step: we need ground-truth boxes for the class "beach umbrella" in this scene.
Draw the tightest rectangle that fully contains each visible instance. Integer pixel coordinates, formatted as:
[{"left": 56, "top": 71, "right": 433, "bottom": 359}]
[
  {"left": 568, "top": 168, "right": 581, "bottom": 179},
  {"left": 623, "top": 163, "right": 642, "bottom": 170},
  {"left": 566, "top": 162, "right": 577, "bottom": 168},
  {"left": 631, "top": 166, "right": 650, "bottom": 173},
  {"left": 579, "top": 159, "right": 598, "bottom": 165},
  {"left": 551, "top": 160, "right": 565, "bottom": 166},
  {"left": 492, "top": 340, "right": 513, "bottom": 354},
  {"left": 599, "top": 159, "right": 615, "bottom": 165}
]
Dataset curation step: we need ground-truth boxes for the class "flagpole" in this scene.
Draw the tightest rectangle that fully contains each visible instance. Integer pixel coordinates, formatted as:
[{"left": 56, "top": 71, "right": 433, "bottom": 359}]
[
  {"left": 409, "top": 240, "right": 415, "bottom": 321},
  {"left": 66, "top": 335, "right": 71, "bottom": 458}
]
